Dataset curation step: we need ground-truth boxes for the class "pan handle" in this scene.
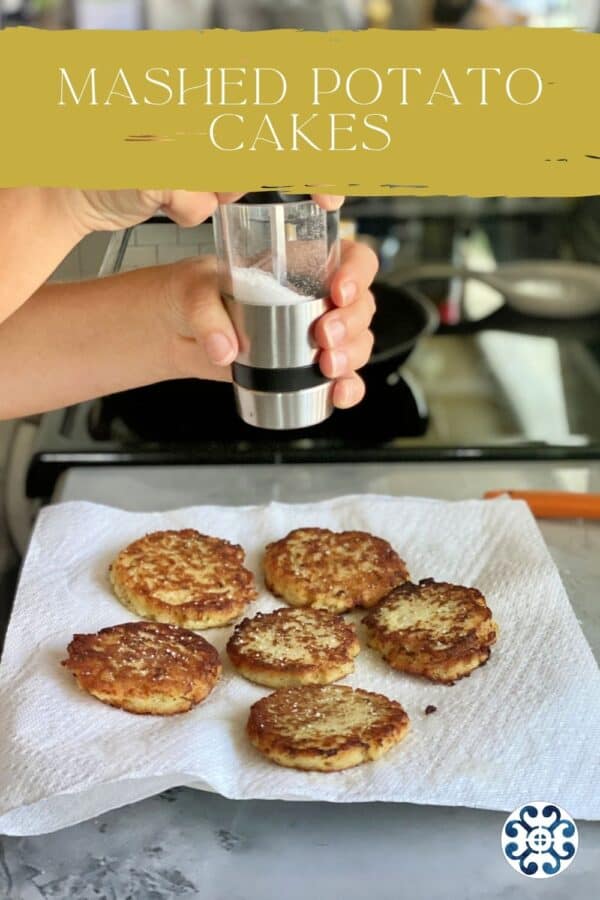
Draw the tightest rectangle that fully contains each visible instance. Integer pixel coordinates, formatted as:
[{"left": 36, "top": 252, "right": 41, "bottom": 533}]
[
  {"left": 369, "top": 280, "right": 440, "bottom": 366},
  {"left": 420, "top": 291, "right": 440, "bottom": 336},
  {"left": 390, "top": 263, "right": 462, "bottom": 284},
  {"left": 390, "top": 264, "right": 509, "bottom": 297},
  {"left": 485, "top": 490, "right": 600, "bottom": 520}
]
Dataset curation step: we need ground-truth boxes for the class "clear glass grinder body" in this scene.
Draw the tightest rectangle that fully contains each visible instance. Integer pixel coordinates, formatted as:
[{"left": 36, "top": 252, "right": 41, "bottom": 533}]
[{"left": 213, "top": 196, "right": 340, "bottom": 430}]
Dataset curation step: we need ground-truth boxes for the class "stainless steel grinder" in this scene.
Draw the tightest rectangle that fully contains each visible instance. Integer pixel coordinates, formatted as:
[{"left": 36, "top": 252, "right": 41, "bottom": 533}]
[{"left": 212, "top": 193, "right": 340, "bottom": 430}]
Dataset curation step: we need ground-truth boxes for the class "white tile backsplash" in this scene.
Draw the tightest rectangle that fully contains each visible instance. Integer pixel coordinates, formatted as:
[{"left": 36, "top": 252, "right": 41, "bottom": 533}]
[
  {"left": 178, "top": 226, "right": 205, "bottom": 245},
  {"left": 48, "top": 223, "right": 214, "bottom": 282},
  {"left": 157, "top": 246, "right": 199, "bottom": 265},
  {"left": 78, "top": 231, "right": 112, "bottom": 278},
  {"left": 134, "top": 224, "right": 179, "bottom": 246},
  {"left": 120, "top": 246, "right": 159, "bottom": 271},
  {"left": 49, "top": 232, "right": 111, "bottom": 283}
]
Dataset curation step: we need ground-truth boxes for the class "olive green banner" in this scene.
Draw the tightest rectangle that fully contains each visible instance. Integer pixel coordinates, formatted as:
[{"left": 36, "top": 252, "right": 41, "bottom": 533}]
[{"left": 1, "top": 26, "right": 599, "bottom": 196}]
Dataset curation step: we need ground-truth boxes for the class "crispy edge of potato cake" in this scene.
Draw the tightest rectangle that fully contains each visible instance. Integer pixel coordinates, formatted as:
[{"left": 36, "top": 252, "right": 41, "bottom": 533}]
[
  {"left": 363, "top": 578, "right": 498, "bottom": 684},
  {"left": 62, "top": 620, "right": 221, "bottom": 715},
  {"left": 263, "top": 527, "right": 409, "bottom": 614},
  {"left": 227, "top": 607, "right": 360, "bottom": 688},
  {"left": 247, "top": 684, "right": 410, "bottom": 771},
  {"left": 109, "top": 529, "right": 257, "bottom": 629}
]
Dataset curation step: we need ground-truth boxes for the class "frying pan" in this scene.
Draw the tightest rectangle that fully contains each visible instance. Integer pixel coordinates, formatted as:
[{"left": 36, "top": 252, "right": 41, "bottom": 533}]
[
  {"left": 391, "top": 260, "right": 600, "bottom": 319},
  {"left": 93, "top": 282, "right": 437, "bottom": 441},
  {"left": 368, "top": 281, "right": 439, "bottom": 374}
]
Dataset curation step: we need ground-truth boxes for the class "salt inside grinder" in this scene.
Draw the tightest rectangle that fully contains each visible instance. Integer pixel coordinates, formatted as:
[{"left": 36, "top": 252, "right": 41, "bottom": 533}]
[{"left": 212, "top": 193, "right": 340, "bottom": 430}]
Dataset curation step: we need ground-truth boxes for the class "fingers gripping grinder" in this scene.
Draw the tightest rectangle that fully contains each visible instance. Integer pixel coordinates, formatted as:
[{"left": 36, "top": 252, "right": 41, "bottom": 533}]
[{"left": 213, "top": 193, "right": 340, "bottom": 430}]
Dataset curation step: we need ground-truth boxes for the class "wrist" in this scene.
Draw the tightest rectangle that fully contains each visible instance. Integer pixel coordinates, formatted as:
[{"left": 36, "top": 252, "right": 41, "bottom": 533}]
[{"left": 131, "top": 263, "right": 185, "bottom": 383}]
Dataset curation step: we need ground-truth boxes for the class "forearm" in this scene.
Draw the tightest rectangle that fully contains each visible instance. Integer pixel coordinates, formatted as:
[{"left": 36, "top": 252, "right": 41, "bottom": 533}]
[
  {"left": 0, "top": 267, "right": 179, "bottom": 419},
  {"left": 0, "top": 188, "right": 86, "bottom": 325}
]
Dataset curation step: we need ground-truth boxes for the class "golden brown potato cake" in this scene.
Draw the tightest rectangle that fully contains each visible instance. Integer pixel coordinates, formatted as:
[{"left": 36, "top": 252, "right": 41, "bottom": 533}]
[
  {"left": 263, "top": 527, "right": 409, "bottom": 614},
  {"left": 363, "top": 578, "right": 498, "bottom": 684},
  {"left": 62, "top": 621, "right": 221, "bottom": 715},
  {"left": 227, "top": 607, "right": 360, "bottom": 688},
  {"left": 109, "top": 529, "right": 257, "bottom": 629},
  {"left": 247, "top": 684, "right": 410, "bottom": 771}
]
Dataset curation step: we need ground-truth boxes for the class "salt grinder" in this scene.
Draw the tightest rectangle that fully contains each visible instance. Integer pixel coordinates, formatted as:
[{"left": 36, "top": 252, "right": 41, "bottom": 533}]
[{"left": 212, "top": 193, "right": 340, "bottom": 430}]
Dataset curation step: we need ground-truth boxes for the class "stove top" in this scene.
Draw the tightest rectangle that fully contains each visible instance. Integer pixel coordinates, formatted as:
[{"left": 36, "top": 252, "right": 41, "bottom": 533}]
[
  {"left": 25, "top": 219, "right": 600, "bottom": 498},
  {"left": 26, "top": 372, "right": 429, "bottom": 497}
]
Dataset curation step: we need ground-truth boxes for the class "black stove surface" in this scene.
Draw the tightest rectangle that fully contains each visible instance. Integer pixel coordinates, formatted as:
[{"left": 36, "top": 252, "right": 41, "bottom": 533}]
[
  {"left": 25, "top": 212, "right": 600, "bottom": 499},
  {"left": 90, "top": 376, "right": 426, "bottom": 445},
  {"left": 27, "top": 306, "right": 600, "bottom": 498},
  {"left": 26, "top": 373, "right": 428, "bottom": 498}
]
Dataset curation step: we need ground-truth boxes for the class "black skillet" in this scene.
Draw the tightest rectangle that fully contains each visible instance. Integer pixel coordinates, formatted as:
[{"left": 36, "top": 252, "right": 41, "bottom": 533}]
[{"left": 367, "top": 280, "right": 439, "bottom": 378}]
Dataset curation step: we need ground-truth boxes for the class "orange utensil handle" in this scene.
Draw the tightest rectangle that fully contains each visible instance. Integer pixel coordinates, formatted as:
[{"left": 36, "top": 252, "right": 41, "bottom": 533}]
[{"left": 484, "top": 490, "right": 600, "bottom": 520}]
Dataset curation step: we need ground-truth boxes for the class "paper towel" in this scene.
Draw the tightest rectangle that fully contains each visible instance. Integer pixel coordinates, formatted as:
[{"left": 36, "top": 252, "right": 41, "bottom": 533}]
[{"left": 0, "top": 495, "right": 598, "bottom": 836}]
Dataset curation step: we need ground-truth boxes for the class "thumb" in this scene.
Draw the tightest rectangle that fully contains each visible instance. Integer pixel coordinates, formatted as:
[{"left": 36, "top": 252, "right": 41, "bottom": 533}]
[
  {"left": 186, "top": 267, "right": 239, "bottom": 368},
  {"left": 159, "top": 191, "right": 219, "bottom": 227}
]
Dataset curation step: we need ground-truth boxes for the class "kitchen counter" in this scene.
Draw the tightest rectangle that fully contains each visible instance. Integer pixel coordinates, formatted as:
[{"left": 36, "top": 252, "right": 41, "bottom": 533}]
[{"left": 1, "top": 461, "right": 599, "bottom": 899}]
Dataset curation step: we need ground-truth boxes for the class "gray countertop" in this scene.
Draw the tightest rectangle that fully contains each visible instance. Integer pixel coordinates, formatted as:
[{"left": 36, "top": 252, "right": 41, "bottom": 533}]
[
  {"left": 1, "top": 791, "right": 598, "bottom": 900},
  {"left": 1, "top": 460, "right": 599, "bottom": 899}
]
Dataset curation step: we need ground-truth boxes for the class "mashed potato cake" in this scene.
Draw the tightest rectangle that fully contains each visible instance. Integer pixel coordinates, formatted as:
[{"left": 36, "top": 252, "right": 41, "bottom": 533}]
[
  {"left": 62, "top": 621, "right": 221, "bottom": 715},
  {"left": 109, "top": 529, "right": 256, "bottom": 629},
  {"left": 227, "top": 607, "right": 360, "bottom": 688},
  {"left": 263, "top": 527, "right": 409, "bottom": 614},
  {"left": 363, "top": 578, "right": 498, "bottom": 684},
  {"left": 247, "top": 684, "right": 410, "bottom": 771}
]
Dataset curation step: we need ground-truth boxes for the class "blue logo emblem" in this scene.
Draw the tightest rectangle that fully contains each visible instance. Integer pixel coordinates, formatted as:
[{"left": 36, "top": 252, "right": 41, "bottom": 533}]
[{"left": 501, "top": 803, "right": 578, "bottom": 879}]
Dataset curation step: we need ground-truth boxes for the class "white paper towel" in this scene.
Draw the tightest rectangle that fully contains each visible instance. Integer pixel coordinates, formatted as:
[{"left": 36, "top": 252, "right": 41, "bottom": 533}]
[{"left": 0, "top": 495, "right": 598, "bottom": 836}]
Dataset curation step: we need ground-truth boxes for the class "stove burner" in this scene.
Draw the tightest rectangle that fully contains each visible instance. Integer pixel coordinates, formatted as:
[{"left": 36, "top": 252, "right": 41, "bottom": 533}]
[
  {"left": 26, "top": 375, "right": 429, "bottom": 498},
  {"left": 90, "top": 375, "right": 429, "bottom": 445}
]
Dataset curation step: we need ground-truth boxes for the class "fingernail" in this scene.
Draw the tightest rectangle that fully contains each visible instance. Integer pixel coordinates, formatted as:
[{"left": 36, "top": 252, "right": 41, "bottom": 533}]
[
  {"left": 340, "top": 281, "right": 357, "bottom": 305},
  {"left": 329, "top": 195, "right": 345, "bottom": 210},
  {"left": 205, "top": 331, "right": 234, "bottom": 365},
  {"left": 330, "top": 350, "right": 348, "bottom": 377},
  {"left": 336, "top": 380, "right": 356, "bottom": 408},
  {"left": 324, "top": 318, "right": 346, "bottom": 347}
]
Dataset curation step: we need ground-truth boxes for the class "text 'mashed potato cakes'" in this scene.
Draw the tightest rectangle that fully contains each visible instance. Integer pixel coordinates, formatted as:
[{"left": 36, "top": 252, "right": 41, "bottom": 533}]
[
  {"left": 62, "top": 621, "right": 221, "bottom": 715},
  {"left": 363, "top": 578, "right": 498, "bottom": 684},
  {"left": 227, "top": 607, "right": 360, "bottom": 688},
  {"left": 263, "top": 527, "right": 409, "bottom": 613},
  {"left": 247, "top": 684, "right": 410, "bottom": 771},
  {"left": 109, "top": 529, "right": 257, "bottom": 629}
]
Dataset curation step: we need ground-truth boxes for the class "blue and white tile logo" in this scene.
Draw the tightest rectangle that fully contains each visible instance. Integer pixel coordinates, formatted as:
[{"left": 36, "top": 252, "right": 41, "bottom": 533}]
[{"left": 501, "top": 802, "right": 578, "bottom": 878}]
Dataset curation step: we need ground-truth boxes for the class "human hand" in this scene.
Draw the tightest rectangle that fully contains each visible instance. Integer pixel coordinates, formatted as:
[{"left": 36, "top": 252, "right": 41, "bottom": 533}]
[
  {"left": 57, "top": 189, "right": 344, "bottom": 235},
  {"left": 314, "top": 239, "right": 378, "bottom": 408},
  {"left": 163, "top": 238, "right": 377, "bottom": 410}
]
